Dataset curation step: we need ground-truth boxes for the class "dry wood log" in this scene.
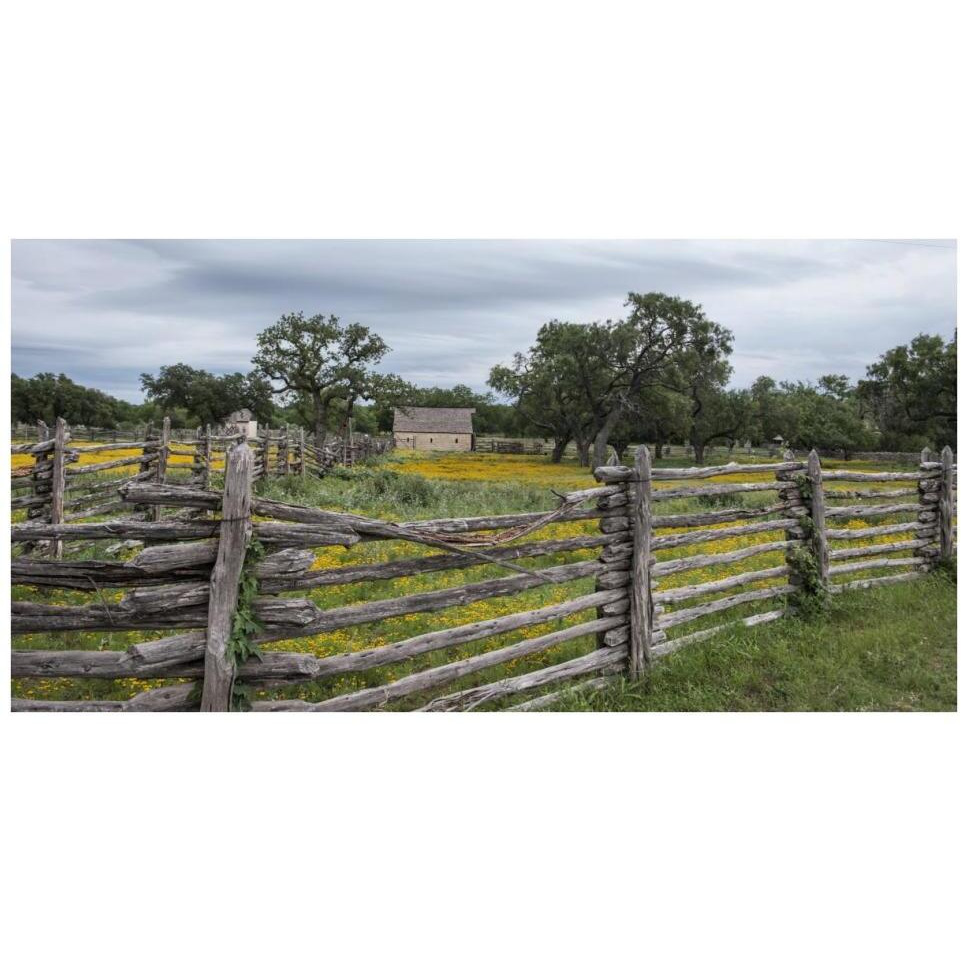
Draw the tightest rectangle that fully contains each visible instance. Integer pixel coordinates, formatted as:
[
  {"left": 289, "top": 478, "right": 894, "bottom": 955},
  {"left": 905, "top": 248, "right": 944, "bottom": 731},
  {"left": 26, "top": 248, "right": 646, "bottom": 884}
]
[
  {"left": 249, "top": 589, "right": 630, "bottom": 679},
  {"left": 652, "top": 539, "right": 786, "bottom": 576},
  {"left": 654, "top": 565, "right": 790, "bottom": 604},
  {"left": 596, "top": 568, "right": 630, "bottom": 589},
  {"left": 63, "top": 484, "right": 126, "bottom": 507},
  {"left": 595, "top": 461, "right": 800, "bottom": 483},
  {"left": 65, "top": 441, "right": 149, "bottom": 453},
  {"left": 10, "top": 555, "right": 212, "bottom": 590},
  {"left": 824, "top": 502, "right": 919, "bottom": 519},
  {"left": 819, "top": 469, "right": 934, "bottom": 482},
  {"left": 652, "top": 481, "right": 792, "bottom": 500},
  {"left": 63, "top": 499, "right": 127, "bottom": 521},
  {"left": 651, "top": 504, "right": 787, "bottom": 529},
  {"left": 827, "top": 538, "right": 930, "bottom": 562},
  {"left": 599, "top": 515, "right": 630, "bottom": 533},
  {"left": 827, "top": 572, "right": 924, "bottom": 594},
  {"left": 256, "top": 558, "right": 607, "bottom": 643},
  {"left": 655, "top": 584, "right": 796, "bottom": 631},
  {"left": 119, "top": 482, "right": 221, "bottom": 509},
  {"left": 412, "top": 646, "right": 628, "bottom": 713},
  {"left": 250, "top": 615, "right": 626, "bottom": 712},
  {"left": 652, "top": 609, "right": 786, "bottom": 660},
  {"left": 252, "top": 522, "right": 361, "bottom": 548},
  {"left": 11, "top": 682, "right": 198, "bottom": 712},
  {"left": 825, "top": 521, "right": 935, "bottom": 541},
  {"left": 652, "top": 518, "right": 799, "bottom": 550},
  {"left": 11, "top": 597, "right": 209, "bottom": 633},
  {"left": 507, "top": 675, "right": 615, "bottom": 711},
  {"left": 260, "top": 532, "right": 622, "bottom": 593},
  {"left": 252, "top": 497, "right": 605, "bottom": 537},
  {"left": 599, "top": 597, "right": 631, "bottom": 615},
  {"left": 829, "top": 557, "right": 925, "bottom": 576},
  {"left": 11, "top": 519, "right": 221, "bottom": 541},
  {"left": 11, "top": 494, "right": 50, "bottom": 509},
  {"left": 67, "top": 453, "right": 157, "bottom": 475}
]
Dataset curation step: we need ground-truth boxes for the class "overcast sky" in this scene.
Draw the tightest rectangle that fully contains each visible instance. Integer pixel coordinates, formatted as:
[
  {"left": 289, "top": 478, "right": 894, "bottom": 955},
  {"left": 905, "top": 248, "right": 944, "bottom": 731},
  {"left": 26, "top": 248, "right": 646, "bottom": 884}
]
[{"left": 11, "top": 239, "right": 957, "bottom": 403}]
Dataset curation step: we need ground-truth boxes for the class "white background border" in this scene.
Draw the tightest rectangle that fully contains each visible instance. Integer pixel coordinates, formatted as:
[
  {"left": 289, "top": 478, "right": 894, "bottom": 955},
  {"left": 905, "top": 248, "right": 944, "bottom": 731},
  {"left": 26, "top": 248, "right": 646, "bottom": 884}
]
[{"left": 2, "top": 2, "right": 958, "bottom": 958}]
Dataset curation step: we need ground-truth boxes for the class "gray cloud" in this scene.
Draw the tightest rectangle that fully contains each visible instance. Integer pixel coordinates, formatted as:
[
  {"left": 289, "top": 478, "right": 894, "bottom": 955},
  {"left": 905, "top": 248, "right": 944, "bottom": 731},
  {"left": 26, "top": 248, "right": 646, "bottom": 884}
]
[{"left": 11, "top": 239, "right": 957, "bottom": 402}]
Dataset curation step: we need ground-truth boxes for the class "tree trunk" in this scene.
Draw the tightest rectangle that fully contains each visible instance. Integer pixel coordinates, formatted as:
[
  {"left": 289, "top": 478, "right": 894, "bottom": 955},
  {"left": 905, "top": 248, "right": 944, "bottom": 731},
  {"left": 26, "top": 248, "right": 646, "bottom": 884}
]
[
  {"left": 574, "top": 437, "right": 591, "bottom": 467},
  {"left": 591, "top": 404, "right": 624, "bottom": 471},
  {"left": 654, "top": 442, "right": 664, "bottom": 460},
  {"left": 551, "top": 436, "right": 570, "bottom": 463},
  {"left": 313, "top": 398, "right": 327, "bottom": 448},
  {"left": 693, "top": 443, "right": 706, "bottom": 466}
]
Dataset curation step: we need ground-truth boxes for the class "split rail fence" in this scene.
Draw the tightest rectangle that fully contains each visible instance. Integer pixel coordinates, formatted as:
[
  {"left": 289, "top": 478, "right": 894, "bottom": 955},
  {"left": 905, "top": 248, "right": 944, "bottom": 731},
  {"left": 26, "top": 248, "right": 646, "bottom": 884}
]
[
  {"left": 11, "top": 417, "right": 390, "bottom": 554},
  {"left": 10, "top": 442, "right": 956, "bottom": 711}
]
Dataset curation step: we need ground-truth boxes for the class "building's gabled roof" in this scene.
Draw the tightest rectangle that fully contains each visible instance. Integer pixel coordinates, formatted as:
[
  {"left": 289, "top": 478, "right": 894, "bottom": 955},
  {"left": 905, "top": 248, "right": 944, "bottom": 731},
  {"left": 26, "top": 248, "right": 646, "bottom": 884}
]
[{"left": 392, "top": 406, "right": 475, "bottom": 434}]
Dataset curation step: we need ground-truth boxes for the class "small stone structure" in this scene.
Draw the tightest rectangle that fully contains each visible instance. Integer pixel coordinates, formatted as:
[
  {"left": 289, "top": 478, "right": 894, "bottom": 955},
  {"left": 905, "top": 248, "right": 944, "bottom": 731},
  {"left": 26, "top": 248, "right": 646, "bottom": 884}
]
[
  {"left": 392, "top": 407, "right": 475, "bottom": 452},
  {"left": 226, "top": 408, "right": 257, "bottom": 439}
]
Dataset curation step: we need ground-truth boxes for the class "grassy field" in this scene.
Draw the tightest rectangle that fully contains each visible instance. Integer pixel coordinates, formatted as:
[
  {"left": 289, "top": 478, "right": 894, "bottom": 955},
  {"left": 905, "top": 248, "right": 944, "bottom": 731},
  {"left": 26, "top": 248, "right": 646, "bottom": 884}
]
[
  {"left": 550, "top": 571, "right": 956, "bottom": 711},
  {"left": 11, "top": 446, "right": 957, "bottom": 711}
]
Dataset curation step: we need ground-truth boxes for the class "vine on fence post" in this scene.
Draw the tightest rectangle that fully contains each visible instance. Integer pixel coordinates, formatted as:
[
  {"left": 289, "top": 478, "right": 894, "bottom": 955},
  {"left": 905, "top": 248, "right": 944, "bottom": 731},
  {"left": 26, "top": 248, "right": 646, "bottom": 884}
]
[
  {"left": 784, "top": 452, "right": 830, "bottom": 617},
  {"left": 225, "top": 535, "right": 266, "bottom": 711}
]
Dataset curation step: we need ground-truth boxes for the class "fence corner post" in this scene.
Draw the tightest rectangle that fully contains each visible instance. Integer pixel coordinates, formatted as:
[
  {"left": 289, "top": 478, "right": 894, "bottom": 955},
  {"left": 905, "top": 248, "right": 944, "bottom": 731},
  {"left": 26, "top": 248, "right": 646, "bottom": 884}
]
[
  {"left": 939, "top": 446, "right": 954, "bottom": 562},
  {"left": 201, "top": 439, "right": 254, "bottom": 712},
  {"left": 629, "top": 444, "right": 654, "bottom": 679},
  {"left": 806, "top": 449, "right": 829, "bottom": 591}
]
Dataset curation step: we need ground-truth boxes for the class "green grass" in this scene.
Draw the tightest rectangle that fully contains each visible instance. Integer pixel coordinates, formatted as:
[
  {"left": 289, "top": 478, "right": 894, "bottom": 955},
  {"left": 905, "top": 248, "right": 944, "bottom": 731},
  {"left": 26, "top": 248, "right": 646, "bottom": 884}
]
[{"left": 546, "top": 571, "right": 957, "bottom": 712}]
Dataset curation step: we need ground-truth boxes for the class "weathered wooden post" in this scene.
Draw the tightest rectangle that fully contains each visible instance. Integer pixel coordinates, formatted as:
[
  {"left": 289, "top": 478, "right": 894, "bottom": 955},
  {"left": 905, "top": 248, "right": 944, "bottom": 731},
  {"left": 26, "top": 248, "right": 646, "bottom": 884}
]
[
  {"left": 629, "top": 444, "right": 654, "bottom": 678},
  {"left": 806, "top": 449, "right": 829, "bottom": 590},
  {"left": 49, "top": 417, "right": 67, "bottom": 558},
  {"left": 938, "top": 446, "right": 954, "bottom": 562},
  {"left": 150, "top": 416, "right": 171, "bottom": 522},
  {"left": 201, "top": 439, "right": 254, "bottom": 712},
  {"left": 203, "top": 424, "right": 212, "bottom": 487},
  {"left": 282, "top": 424, "right": 291, "bottom": 476},
  {"left": 915, "top": 448, "right": 940, "bottom": 569},
  {"left": 263, "top": 423, "right": 272, "bottom": 478},
  {"left": 299, "top": 427, "right": 306, "bottom": 477}
]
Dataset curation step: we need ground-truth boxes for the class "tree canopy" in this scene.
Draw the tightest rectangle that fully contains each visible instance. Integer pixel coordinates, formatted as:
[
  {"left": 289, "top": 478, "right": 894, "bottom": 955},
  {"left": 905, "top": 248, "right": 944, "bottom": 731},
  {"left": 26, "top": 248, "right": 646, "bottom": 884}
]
[
  {"left": 140, "top": 364, "right": 274, "bottom": 426},
  {"left": 251, "top": 312, "right": 389, "bottom": 442}
]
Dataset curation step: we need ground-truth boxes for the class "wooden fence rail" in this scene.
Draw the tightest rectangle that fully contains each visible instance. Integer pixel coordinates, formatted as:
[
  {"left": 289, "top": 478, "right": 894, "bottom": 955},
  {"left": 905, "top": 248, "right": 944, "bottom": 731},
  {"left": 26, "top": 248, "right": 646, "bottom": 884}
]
[{"left": 10, "top": 444, "right": 956, "bottom": 712}]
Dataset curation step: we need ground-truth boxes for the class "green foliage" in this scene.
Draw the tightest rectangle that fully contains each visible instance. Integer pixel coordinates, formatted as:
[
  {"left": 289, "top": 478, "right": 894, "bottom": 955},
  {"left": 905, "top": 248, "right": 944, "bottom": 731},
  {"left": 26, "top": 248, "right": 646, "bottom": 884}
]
[
  {"left": 226, "top": 536, "right": 267, "bottom": 711},
  {"left": 11, "top": 372, "right": 147, "bottom": 429},
  {"left": 488, "top": 293, "right": 735, "bottom": 467},
  {"left": 787, "top": 542, "right": 829, "bottom": 618},
  {"left": 251, "top": 312, "right": 389, "bottom": 440},
  {"left": 140, "top": 363, "right": 274, "bottom": 425},
  {"left": 859, "top": 332, "right": 957, "bottom": 450}
]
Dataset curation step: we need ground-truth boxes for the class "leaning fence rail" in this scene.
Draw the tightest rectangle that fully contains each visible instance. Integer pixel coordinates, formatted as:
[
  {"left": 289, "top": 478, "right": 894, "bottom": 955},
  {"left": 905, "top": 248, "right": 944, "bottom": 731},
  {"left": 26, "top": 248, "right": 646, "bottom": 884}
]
[{"left": 10, "top": 443, "right": 956, "bottom": 712}]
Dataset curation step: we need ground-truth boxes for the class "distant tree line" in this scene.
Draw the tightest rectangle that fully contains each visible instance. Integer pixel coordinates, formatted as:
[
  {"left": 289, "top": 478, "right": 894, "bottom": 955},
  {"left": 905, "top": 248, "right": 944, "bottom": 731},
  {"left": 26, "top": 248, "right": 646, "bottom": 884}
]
[
  {"left": 12, "top": 299, "right": 955, "bottom": 460},
  {"left": 489, "top": 293, "right": 957, "bottom": 465}
]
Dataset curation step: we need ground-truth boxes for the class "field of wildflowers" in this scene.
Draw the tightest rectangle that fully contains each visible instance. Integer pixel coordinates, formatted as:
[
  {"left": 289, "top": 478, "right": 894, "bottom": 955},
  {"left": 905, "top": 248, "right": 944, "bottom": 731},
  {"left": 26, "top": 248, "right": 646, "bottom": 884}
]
[{"left": 11, "top": 447, "right": 955, "bottom": 710}]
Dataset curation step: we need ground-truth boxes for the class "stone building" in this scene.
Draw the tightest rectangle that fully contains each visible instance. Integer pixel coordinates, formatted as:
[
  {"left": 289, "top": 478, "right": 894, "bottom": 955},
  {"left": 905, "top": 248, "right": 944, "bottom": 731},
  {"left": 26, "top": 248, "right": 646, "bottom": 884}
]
[
  {"left": 226, "top": 408, "right": 258, "bottom": 439},
  {"left": 392, "top": 407, "right": 475, "bottom": 452}
]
